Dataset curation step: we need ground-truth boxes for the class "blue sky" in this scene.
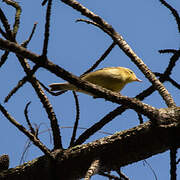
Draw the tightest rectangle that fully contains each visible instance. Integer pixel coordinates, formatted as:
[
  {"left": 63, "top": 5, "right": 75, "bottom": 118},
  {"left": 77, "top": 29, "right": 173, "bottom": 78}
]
[{"left": 0, "top": 0, "right": 180, "bottom": 179}]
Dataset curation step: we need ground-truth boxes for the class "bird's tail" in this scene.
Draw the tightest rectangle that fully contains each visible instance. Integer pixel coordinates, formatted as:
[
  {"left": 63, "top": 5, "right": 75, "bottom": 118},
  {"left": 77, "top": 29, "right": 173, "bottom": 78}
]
[{"left": 49, "top": 83, "right": 75, "bottom": 91}]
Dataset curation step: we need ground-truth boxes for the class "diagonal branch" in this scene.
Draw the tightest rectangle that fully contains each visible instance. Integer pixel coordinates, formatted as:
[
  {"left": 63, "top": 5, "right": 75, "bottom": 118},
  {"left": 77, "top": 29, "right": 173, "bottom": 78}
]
[
  {"left": 0, "top": 38, "right": 159, "bottom": 120},
  {"left": 0, "top": 103, "right": 52, "bottom": 157},
  {"left": 4, "top": 64, "right": 39, "bottom": 103},
  {"left": 0, "top": 50, "right": 9, "bottom": 68},
  {"left": 17, "top": 55, "right": 63, "bottom": 150},
  {"left": 81, "top": 41, "right": 116, "bottom": 76},
  {"left": 21, "top": 22, "right": 38, "bottom": 47},
  {"left": 3, "top": 0, "right": 22, "bottom": 37},
  {"left": 61, "top": 0, "right": 176, "bottom": 108},
  {"left": 84, "top": 159, "right": 100, "bottom": 180},
  {"left": 0, "top": 7, "right": 13, "bottom": 40},
  {"left": 159, "top": 0, "right": 180, "bottom": 33}
]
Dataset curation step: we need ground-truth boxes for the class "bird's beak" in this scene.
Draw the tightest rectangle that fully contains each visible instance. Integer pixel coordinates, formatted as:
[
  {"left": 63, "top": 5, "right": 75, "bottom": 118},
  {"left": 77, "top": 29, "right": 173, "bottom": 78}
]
[{"left": 136, "top": 78, "right": 142, "bottom": 82}]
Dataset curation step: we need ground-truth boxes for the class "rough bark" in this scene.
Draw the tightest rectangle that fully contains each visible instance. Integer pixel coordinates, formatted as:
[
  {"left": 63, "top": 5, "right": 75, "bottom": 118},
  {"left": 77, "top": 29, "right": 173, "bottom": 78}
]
[{"left": 1, "top": 107, "right": 180, "bottom": 179}]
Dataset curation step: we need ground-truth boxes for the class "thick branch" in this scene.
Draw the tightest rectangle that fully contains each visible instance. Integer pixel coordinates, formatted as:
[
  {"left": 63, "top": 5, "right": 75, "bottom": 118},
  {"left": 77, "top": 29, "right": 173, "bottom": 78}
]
[{"left": 1, "top": 107, "right": 180, "bottom": 179}]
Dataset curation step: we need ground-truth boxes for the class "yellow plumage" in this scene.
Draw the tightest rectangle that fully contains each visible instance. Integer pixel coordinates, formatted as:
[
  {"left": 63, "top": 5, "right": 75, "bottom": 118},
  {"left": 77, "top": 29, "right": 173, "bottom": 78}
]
[{"left": 49, "top": 67, "right": 141, "bottom": 95}]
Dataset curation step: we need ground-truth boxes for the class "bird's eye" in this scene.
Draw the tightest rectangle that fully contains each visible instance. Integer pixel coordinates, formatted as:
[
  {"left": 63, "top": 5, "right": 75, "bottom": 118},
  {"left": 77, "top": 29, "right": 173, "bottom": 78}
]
[{"left": 129, "top": 70, "right": 133, "bottom": 74}]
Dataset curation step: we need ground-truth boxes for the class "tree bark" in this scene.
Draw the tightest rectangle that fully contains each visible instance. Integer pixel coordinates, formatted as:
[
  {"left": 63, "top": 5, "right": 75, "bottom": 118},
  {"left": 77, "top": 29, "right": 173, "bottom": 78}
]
[{"left": 1, "top": 107, "right": 180, "bottom": 180}]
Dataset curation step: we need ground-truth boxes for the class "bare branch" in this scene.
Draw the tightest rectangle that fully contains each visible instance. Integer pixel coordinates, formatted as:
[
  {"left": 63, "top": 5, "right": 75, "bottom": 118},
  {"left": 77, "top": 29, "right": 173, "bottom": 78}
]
[
  {"left": 162, "top": 50, "right": 180, "bottom": 76},
  {"left": 159, "top": 0, "right": 180, "bottom": 33},
  {"left": 76, "top": 18, "right": 112, "bottom": 37},
  {"left": 100, "top": 172, "right": 121, "bottom": 180},
  {"left": 0, "top": 38, "right": 159, "bottom": 119},
  {"left": 19, "top": 140, "right": 32, "bottom": 165},
  {"left": 42, "top": 0, "right": 52, "bottom": 57},
  {"left": 24, "top": 101, "right": 36, "bottom": 135},
  {"left": 143, "top": 160, "right": 158, "bottom": 180},
  {"left": 116, "top": 169, "right": 130, "bottom": 180},
  {"left": 3, "top": 0, "right": 22, "bottom": 37},
  {"left": 84, "top": 159, "right": 100, "bottom": 180},
  {"left": 61, "top": 0, "right": 176, "bottom": 108},
  {"left": 4, "top": 64, "right": 40, "bottom": 103},
  {"left": 20, "top": 57, "right": 63, "bottom": 150},
  {"left": 0, "top": 103, "right": 52, "bottom": 157},
  {"left": 0, "top": 7, "right": 13, "bottom": 40},
  {"left": 0, "top": 26, "right": 8, "bottom": 39},
  {"left": 81, "top": 42, "right": 116, "bottom": 76},
  {"left": 42, "top": 0, "right": 48, "bottom": 6},
  {"left": 0, "top": 50, "right": 9, "bottom": 68},
  {"left": 21, "top": 22, "right": 38, "bottom": 48},
  {"left": 74, "top": 105, "right": 127, "bottom": 146},
  {"left": 168, "top": 78, "right": 180, "bottom": 90},
  {"left": 69, "top": 91, "right": 80, "bottom": 147},
  {"left": 159, "top": 49, "right": 179, "bottom": 54}
]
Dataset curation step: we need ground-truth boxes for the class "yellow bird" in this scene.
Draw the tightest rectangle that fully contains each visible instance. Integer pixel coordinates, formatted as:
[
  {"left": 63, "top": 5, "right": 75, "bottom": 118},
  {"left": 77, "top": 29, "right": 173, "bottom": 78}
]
[{"left": 49, "top": 67, "right": 141, "bottom": 95}]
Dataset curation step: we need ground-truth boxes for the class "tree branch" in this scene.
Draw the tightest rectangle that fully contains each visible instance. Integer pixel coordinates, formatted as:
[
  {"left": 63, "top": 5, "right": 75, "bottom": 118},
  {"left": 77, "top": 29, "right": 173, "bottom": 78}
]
[
  {"left": 0, "top": 103, "right": 52, "bottom": 157},
  {"left": 0, "top": 38, "right": 159, "bottom": 120},
  {"left": 1, "top": 109, "right": 180, "bottom": 179},
  {"left": 61, "top": 0, "right": 176, "bottom": 108}
]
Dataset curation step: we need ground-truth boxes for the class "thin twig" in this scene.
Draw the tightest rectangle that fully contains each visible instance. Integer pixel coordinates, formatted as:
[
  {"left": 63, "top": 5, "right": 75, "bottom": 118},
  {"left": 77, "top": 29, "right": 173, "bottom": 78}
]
[
  {"left": 138, "top": 50, "right": 180, "bottom": 100},
  {"left": 159, "top": 0, "right": 180, "bottom": 33},
  {"left": 159, "top": 49, "right": 179, "bottom": 54},
  {"left": 42, "top": 0, "right": 48, "bottom": 6},
  {"left": 76, "top": 18, "right": 112, "bottom": 36},
  {"left": 21, "top": 22, "right": 38, "bottom": 48},
  {"left": 24, "top": 101, "right": 36, "bottom": 135},
  {"left": 0, "top": 7, "right": 13, "bottom": 40},
  {"left": 4, "top": 64, "right": 39, "bottom": 103},
  {"left": 3, "top": 0, "right": 22, "bottom": 37},
  {"left": 168, "top": 78, "right": 180, "bottom": 90},
  {"left": 19, "top": 139, "right": 32, "bottom": 165},
  {"left": 73, "top": 105, "right": 127, "bottom": 146},
  {"left": 81, "top": 42, "right": 116, "bottom": 76},
  {"left": 116, "top": 169, "right": 130, "bottom": 180},
  {"left": 0, "top": 26, "right": 8, "bottom": 39},
  {"left": 0, "top": 50, "right": 9, "bottom": 68},
  {"left": 161, "top": 50, "right": 180, "bottom": 76},
  {"left": 100, "top": 172, "right": 121, "bottom": 180},
  {"left": 69, "top": 91, "right": 80, "bottom": 147},
  {"left": 143, "top": 160, "right": 158, "bottom": 180},
  {"left": 42, "top": 0, "right": 52, "bottom": 57},
  {"left": 0, "top": 103, "right": 52, "bottom": 157}
]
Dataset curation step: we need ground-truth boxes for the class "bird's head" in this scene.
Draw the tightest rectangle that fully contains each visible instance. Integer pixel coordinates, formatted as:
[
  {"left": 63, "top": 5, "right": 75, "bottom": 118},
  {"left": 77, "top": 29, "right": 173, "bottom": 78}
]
[{"left": 124, "top": 68, "right": 142, "bottom": 83}]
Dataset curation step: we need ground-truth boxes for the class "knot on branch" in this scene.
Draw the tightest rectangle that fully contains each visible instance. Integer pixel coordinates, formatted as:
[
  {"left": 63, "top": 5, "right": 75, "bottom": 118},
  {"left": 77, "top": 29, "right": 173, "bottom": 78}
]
[{"left": 158, "top": 107, "right": 180, "bottom": 127}]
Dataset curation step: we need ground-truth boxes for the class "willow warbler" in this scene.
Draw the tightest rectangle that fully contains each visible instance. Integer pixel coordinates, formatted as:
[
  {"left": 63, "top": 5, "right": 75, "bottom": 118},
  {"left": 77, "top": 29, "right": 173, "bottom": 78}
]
[{"left": 49, "top": 67, "right": 141, "bottom": 95}]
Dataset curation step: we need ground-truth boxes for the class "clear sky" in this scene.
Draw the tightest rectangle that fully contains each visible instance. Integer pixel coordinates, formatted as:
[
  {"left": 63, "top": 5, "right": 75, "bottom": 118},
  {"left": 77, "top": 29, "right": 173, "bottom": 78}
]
[{"left": 0, "top": 0, "right": 180, "bottom": 179}]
